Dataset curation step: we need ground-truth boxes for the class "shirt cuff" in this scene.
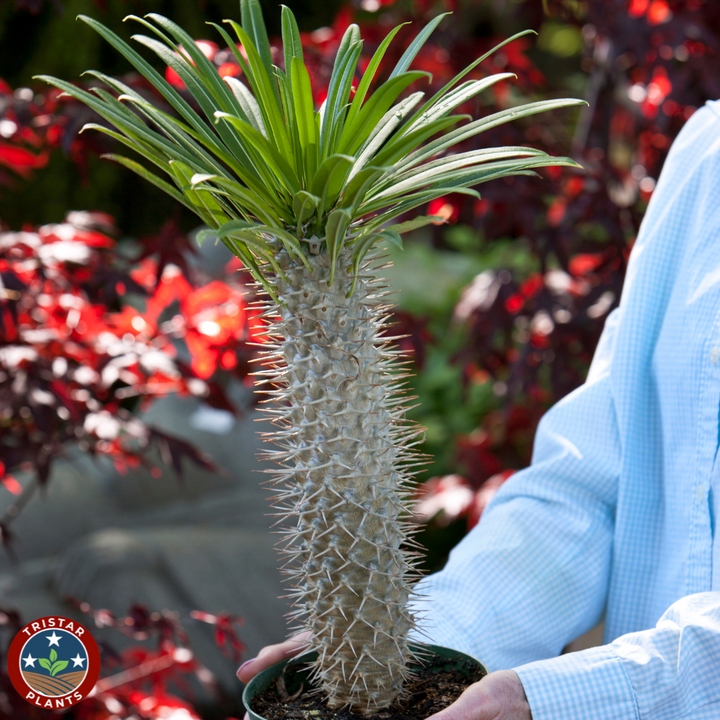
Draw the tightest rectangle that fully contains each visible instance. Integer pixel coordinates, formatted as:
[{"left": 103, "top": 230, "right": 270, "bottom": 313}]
[{"left": 514, "top": 645, "right": 640, "bottom": 720}]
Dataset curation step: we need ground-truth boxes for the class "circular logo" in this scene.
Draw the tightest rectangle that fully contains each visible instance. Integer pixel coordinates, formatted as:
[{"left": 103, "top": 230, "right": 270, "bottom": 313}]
[{"left": 7, "top": 616, "right": 101, "bottom": 709}]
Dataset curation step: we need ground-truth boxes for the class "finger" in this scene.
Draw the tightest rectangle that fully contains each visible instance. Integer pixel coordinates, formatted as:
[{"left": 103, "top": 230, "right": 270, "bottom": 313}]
[{"left": 237, "top": 631, "right": 312, "bottom": 683}]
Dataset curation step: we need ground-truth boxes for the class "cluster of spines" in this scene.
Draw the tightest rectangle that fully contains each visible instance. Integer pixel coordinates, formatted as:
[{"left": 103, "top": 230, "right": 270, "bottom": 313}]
[{"left": 250, "top": 248, "right": 429, "bottom": 712}]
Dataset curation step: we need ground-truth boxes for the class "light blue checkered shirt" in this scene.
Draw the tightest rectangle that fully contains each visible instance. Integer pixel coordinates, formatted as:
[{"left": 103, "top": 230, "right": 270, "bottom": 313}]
[{"left": 413, "top": 101, "right": 720, "bottom": 719}]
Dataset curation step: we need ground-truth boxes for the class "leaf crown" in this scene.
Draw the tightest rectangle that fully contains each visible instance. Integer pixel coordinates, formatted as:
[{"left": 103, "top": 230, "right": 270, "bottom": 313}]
[{"left": 38, "top": 1, "right": 583, "bottom": 300}]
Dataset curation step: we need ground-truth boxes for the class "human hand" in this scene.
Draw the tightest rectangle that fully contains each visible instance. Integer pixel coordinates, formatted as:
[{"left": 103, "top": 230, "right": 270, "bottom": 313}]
[
  {"left": 426, "top": 670, "right": 531, "bottom": 720},
  {"left": 237, "top": 631, "right": 312, "bottom": 720}
]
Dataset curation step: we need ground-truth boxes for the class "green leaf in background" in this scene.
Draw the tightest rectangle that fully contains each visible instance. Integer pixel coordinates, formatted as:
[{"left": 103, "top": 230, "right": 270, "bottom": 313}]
[
  {"left": 38, "top": 658, "right": 51, "bottom": 671},
  {"left": 50, "top": 649, "right": 57, "bottom": 663},
  {"left": 537, "top": 22, "right": 583, "bottom": 57}
]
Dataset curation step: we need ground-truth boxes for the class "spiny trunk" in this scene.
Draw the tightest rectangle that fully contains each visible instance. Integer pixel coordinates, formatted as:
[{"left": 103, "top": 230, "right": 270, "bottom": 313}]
[{"left": 255, "top": 248, "right": 424, "bottom": 713}]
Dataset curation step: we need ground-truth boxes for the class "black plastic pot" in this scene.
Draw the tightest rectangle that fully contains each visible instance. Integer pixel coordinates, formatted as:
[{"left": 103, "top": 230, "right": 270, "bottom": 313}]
[{"left": 242, "top": 642, "right": 488, "bottom": 720}]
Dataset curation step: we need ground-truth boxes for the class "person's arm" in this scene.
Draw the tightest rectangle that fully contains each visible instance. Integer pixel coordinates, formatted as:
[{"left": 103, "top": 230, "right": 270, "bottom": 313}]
[
  {"left": 417, "top": 101, "right": 720, "bottom": 719},
  {"left": 412, "top": 311, "right": 622, "bottom": 671},
  {"left": 514, "top": 591, "right": 720, "bottom": 720}
]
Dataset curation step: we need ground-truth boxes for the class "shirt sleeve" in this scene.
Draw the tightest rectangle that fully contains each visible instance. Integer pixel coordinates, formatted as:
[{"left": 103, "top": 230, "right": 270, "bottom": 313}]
[
  {"left": 411, "top": 309, "right": 622, "bottom": 671},
  {"left": 515, "top": 591, "right": 720, "bottom": 720}
]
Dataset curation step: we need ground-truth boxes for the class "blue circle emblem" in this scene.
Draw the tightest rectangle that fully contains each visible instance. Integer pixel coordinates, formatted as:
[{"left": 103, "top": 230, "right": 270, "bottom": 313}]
[{"left": 19, "top": 629, "right": 88, "bottom": 697}]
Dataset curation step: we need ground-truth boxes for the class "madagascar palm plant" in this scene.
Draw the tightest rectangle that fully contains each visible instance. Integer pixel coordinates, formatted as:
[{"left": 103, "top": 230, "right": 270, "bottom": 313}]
[{"left": 40, "top": 2, "right": 582, "bottom": 713}]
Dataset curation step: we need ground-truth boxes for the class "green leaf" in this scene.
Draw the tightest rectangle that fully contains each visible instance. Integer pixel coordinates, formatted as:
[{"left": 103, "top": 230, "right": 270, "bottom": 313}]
[
  {"left": 128, "top": 32, "right": 217, "bottom": 112},
  {"left": 397, "top": 97, "right": 587, "bottom": 173},
  {"left": 38, "top": 658, "right": 51, "bottom": 671},
  {"left": 376, "top": 228, "right": 403, "bottom": 249},
  {"left": 324, "top": 208, "right": 353, "bottom": 286},
  {"left": 192, "top": 174, "right": 285, "bottom": 226},
  {"left": 347, "top": 231, "right": 383, "bottom": 297},
  {"left": 344, "top": 22, "right": 409, "bottom": 132},
  {"left": 218, "top": 227, "right": 273, "bottom": 258},
  {"left": 76, "top": 15, "right": 246, "bottom": 170},
  {"left": 410, "top": 29, "right": 537, "bottom": 124},
  {"left": 435, "top": 155, "right": 582, "bottom": 191},
  {"left": 212, "top": 219, "right": 306, "bottom": 269},
  {"left": 321, "top": 23, "right": 361, "bottom": 136},
  {"left": 70, "top": 77, "right": 279, "bottom": 211},
  {"left": 292, "top": 190, "right": 320, "bottom": 228},
  {"left": 222, "top": 238, "right": 279, "bottom": 300},
  {"left": 225, "top": 232, "right": 289, "bottom": 281},
  {"left": 143, "top": 13, "right": 240, "bottom": 114},
  {"left": 275, "top": 68, "right": 302, "bottom": 174},
  {"left": 50, "top": 649, "right": 57, "bottom": 663},
  {"left": 85, "top": 38, "right": 249, "bottom": 175},
  {"left": 215, "top": 219, "right": 263, "bottom": 242},
  {"left": 350, "top": 91, "right": 424, "bottom": 178},
  {"left": 226, "top": 20, "right": 293, "bottom": 163},
  {"left": 359, "top": 186, "right": 481, "bottom": 230},
  {"left": 310, "top": 154, "right": 354, "bottom": 216},
  {"left": 340, "top": 166, "right": 387, "bottom": 211},
  {"left": 86, "top": 71, "right": 244, "bottom": 177},
  {"left": 321, "top": 31, "right": 362, "bottom": 157},
  {"left": 170, "top": 160, "right": 230, "bottom": 227},
  {"left": 101, "top": 153, "right": 197, "bottom": 213},
  {"left": 215, "top": 112, "right": 301, "bottom": 195},
  {"left": 388, "top": 12, "right": 450, "bottom": 80},
  {"left": 290, "top": 57, "right": 318, "bottom": 180},
  {"left": 368, "top": 115, "right": 467, "bottom": 169},
  {"left": 337, "top": 71, "right": 431, "bottom": 156},
  {"left": 81, "top": 120, "right": 169, "bottom": 171},
  {"left": 241, "top": 0, "right": 279, "bottom": 106},
  {"left": 253, "top": 225, "right": 309, "bottom": 267},
  {"left": 224, "top": 76, "right": 266, "bottom": 136},
  {"left": 375, "top": 147, "right": 549, "bottom": 197},
  {"left": 38, "top": 76, "right": 210, "bottom": 174},
  {"left": 281, "top": 5, "right": 303, "bottom": 71},
  {"left": 50, "top": 660, "right": 68, "bottom": 677},
  {"left": 195, "top": 228, "right": 217, "bottom": 247},
  {"left": 366, "top": 160, "right": 526, "bottom": 207},
  {"left": 402, "top": 74, "right": 515, "bottom": 137},
  {"left": 124, "top": 20, "right": 253, "bottom": 167},
  {"left": 387, "top": 215, "right": 444, "bottom": 234}
]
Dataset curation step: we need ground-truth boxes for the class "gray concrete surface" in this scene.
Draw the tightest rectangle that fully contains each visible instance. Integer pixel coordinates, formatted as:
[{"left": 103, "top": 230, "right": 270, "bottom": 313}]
[{"left": 0, "top": 385, "right": 292, "bottom": 697}]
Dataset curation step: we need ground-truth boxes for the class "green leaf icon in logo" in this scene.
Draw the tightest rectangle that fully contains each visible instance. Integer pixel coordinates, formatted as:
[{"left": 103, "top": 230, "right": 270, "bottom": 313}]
[
  {"left": 38, "top": 649, "right": 68, "bottom": 676},
  {"left": 50, "top": 660, "right": 68, "bottom": 676}
]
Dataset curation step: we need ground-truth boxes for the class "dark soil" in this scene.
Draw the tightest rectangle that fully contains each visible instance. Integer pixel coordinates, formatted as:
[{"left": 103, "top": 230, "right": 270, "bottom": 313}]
[{"left": 250, "top": 654, "right": 485, "bottom": 720}]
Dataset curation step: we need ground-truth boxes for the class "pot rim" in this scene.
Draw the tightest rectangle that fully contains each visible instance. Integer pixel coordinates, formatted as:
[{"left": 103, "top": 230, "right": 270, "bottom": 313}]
[{"left": 241, "top": 642, "right": 487, "bottom": 720}]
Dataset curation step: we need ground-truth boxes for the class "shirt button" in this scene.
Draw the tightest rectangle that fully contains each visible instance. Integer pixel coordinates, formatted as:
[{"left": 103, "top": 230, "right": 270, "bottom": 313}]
[{"left": 711, "top": 347, "right": 720, "bottom": 364}]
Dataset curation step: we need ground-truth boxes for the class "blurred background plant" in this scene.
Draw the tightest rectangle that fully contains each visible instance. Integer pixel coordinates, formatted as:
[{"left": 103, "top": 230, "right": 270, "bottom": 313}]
[
  {"left": 0, "top": 602, "right": 245, "bottom": 719},
  {"left": 1, "top": 0, "right": 718, "bottom": 717}
]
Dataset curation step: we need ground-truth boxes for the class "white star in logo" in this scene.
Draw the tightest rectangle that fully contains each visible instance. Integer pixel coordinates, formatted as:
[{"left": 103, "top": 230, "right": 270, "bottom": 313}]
[
  {"left": 70, "top": 654, "right": 85, "bottom": 668},
  {"left": 46, "top": 632, "right": 62, "bottom": 647},
  {"left": 23, "top": 654, "right": 37, "bottom": 668}
]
